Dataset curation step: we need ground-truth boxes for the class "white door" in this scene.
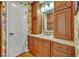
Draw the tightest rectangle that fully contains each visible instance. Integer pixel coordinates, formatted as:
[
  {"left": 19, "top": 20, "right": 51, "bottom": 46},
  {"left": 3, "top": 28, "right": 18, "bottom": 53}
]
[{"left": 6, "top": 2, "right": 27, "bottom": 57}]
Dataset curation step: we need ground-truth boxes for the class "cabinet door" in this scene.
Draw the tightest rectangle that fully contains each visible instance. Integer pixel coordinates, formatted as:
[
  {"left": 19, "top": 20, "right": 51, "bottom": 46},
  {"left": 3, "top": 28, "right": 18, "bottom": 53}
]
[
  {"left": 50, "top": 41, "right": 75, "bottom": 57},
  {"left": 32, "top": 38, "right": 38, "bottom": 56},
  {"left": 37, "top": 39, "right": 43, "bottom": 57},
  {"left": 32, "top": 2, "right": 37, "bottom": 34},
  {"left": 31, "top": 2, "right": 41, "bottom": 34},
  {"left": 28, "top": 36, "right": 38, "bottom": 55},
  {"left": 28, "top": 36, "right": 33, "bottom": 52},
  {"left": 0, "top": 2, "right": 2, "bottom": 56},
  {"left": 43, "top": 40, "right": 50, "bottom": 57},
  {"left": 32, "top": 2, "right": 37, "bottom": 19},
  {"left": 32, "top": 18, "right": 37, "bottom": 34},
  {"left": 54, "top": 1, "right": 72, "bottom": 11},
  {"left": 54, "top": 8, "right": 73, "bottom": 40}
]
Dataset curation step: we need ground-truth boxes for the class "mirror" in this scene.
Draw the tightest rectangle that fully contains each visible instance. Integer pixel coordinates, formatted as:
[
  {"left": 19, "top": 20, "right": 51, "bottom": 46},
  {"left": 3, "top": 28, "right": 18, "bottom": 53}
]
[{"left": 40, "top": 1, "right": 54, "bottom": 33}]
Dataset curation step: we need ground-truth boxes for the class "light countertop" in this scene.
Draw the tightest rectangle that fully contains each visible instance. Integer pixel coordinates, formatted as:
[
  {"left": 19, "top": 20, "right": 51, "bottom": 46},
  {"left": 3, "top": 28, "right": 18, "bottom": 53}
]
[{"left": 28, "top": 34, "right": 75, "bottom": 47}]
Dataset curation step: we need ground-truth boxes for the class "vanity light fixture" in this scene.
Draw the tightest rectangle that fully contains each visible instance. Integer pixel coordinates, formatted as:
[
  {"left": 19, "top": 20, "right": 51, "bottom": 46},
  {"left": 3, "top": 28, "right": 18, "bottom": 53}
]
[
  {"left": 44, "top": 5, "right": 50, "bottom": 11},
  {"left": 41, "top": 1, "right": 54, "bottom": 13}
]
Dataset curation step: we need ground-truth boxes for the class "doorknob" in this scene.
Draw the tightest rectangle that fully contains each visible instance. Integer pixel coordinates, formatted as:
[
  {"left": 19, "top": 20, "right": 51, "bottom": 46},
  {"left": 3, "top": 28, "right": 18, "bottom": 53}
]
[{"left": 9, "top": 33, "right": 15, "bottom": 35}]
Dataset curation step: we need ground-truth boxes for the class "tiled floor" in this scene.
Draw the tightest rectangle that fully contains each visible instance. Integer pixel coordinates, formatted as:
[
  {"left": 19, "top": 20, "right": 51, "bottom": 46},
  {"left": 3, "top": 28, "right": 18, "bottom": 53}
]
[{"left": 17, "top": 52, "right": 34, "bottom": 57}]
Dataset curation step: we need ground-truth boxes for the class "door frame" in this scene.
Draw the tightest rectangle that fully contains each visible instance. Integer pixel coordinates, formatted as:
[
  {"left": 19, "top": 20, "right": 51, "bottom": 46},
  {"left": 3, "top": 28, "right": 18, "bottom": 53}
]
[{"left": 0, "top": 1, "right": 2, "bottom": 57}]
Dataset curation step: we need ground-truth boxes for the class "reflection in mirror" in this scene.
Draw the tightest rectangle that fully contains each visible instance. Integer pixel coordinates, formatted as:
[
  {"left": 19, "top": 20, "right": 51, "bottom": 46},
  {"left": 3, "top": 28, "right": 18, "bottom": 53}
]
[
  {"left": 47, "top": 12, "right": 54, "bottom": 30},
  {"left": 40, "top": 1, "right": 54, "bottom": 33}
]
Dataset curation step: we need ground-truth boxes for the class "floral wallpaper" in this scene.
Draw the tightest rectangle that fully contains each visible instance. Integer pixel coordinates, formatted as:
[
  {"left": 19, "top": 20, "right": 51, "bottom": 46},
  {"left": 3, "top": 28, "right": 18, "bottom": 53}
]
[
  {"left": 1, "top": 1, "right": 79, "bottom": 57},
  {"left": 16, "top": 1, "right": 32, "bottom": 34},
  {"left": 1, "top": 1, "right": 7, "bottom": 57},
  {"left": 75, "top": 11, "right": 79, "bottom": 56},
  {"left": 1, "top": 1, "right": 32, "bottom": 57}
]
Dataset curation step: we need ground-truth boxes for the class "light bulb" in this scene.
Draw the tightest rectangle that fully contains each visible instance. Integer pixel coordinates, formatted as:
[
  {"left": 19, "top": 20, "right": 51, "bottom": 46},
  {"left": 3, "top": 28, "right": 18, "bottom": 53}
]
[
  {"left": 41, "top": 7, "right": 44, "bottom": 12},
  {"left": 50, "top": 2, "right": 54, "bottom": 9},
  {"left": 45, "top": 5, "right": 49, "bottom": 11}
]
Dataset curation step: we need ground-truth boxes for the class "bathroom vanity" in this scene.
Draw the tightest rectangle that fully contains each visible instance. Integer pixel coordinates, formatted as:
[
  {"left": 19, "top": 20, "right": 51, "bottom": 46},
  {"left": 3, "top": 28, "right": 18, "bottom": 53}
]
[
  {"left": 29, "top": 1, "right": 75, "bottom": 57},
  {"left": 28, "top": 34, "right": 75, "bottom": 57}
]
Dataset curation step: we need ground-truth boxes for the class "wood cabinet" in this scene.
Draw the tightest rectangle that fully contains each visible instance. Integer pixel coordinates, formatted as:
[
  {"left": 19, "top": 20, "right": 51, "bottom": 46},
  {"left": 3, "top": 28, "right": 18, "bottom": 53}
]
[
  {"left": 37, "top": 39, "right": 43, "bottom": 57},
  {"left": 54, "top": 8, "right": 74, "bottom": 40},
  {"left": 43, "top": 40, "right": 50, "bottom": 57},
  {"left": 31, "top": 2, "right": 41, "bottom": 34},
  {"left": 0, "top": 2, "right": 2, "bottom": 57},
  {"left": 54, "top": 1, "right": 72, "bottom": 11},
  {"left": 28, "top": 36, "right": 50, "bottom": 57},
  {"left": 28, "top": 36, "right": 39, "bottom": 56},
  {"left": 51, "top": 42, "right": 75, "bottom": 57},
  {"left": 28, "top": 36, "right": 34, "bottom": 52},
  {"left": 32, "top": 2, "right": 37, "bottom": 19},
  {"left": 54, "top": 1, "right": 74, "bottom": 40},
  {"left": 32, "top": 38, "right": 43, "bottom": 57},
  {"left": 28, "top": 36, "right": 75, "bottom": 57}
]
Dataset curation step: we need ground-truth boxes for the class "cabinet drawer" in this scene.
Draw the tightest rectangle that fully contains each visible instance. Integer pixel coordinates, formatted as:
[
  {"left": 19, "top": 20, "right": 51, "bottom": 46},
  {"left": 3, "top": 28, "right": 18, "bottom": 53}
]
[
  {"left": 52, "top": 48, "right": 71, "bottom": 57},
  {"left": 51, "top": 42, "right": 74, "bottom": 54}
]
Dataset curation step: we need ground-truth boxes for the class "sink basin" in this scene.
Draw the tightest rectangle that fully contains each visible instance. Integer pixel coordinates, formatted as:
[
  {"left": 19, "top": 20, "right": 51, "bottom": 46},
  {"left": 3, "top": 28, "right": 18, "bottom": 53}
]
[
  {"left": 35, "top": 34, "right": 54, "bottom": 39},
  {"left": 40, "top": 34, "right": 52, "bottom": 37},
  {"left": 29, "top": 34, "right": 54, "bottom": 39}
]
